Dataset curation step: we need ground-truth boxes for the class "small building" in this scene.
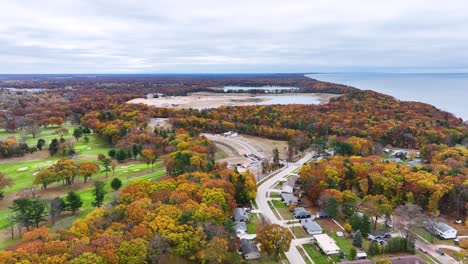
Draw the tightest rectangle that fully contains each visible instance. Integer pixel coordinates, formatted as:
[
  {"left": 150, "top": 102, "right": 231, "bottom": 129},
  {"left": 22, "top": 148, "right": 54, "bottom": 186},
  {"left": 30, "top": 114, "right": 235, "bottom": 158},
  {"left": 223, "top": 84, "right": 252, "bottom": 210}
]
[
  {"left": 281, "top": 192, "right": 298, "bottom": 205},
  {"left": 388, "top": 255, "right": 427, "bottom": 264},
  {"left": 313, "top": 234, "right": 340, "bottom": 255},
  {"left": 427, "top": 222, "right": 458, "bottom": 239},
  {"left": 316, "top": 211, "right": 328, "bottom": 219},
  {"left": 293, "top": 207, "right": 311, "bottom": 219},
  {"left": 240, "top": 239, "right": 260, "bottom": 260},
  {"left": 301, "top": 219, "right": 323, "bottom": 235},
  {"left": 235, "top": 221, "right": 247, "bottom": 235},
  {"left": 234, "top": 208, "right": 248, "bottom": 222},
  {"left": 356, "top": 252, "right": 367, "bottom": 260}
]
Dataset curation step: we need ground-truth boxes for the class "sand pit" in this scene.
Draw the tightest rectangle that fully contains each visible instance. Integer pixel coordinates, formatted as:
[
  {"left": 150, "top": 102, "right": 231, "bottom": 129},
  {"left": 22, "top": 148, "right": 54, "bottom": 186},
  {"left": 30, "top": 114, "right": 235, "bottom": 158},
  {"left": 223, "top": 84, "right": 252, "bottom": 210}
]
[
  {"left": 128, "top": 92, "right": 337, "bottom": 109},
  {"left": 17, "top": 167, "right": 29, "bottom": 171}
]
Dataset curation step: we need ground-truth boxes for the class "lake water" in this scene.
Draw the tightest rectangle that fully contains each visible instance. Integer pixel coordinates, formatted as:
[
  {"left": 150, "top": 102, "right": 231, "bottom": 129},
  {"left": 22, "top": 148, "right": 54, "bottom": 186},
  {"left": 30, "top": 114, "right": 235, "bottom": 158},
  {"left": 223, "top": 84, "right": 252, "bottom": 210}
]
[
  {"left": 256, "top": 94, "right": 320, "bottom": 105},
  {"left": 307, "top": 73, "right": 468, "bottom": 120}
]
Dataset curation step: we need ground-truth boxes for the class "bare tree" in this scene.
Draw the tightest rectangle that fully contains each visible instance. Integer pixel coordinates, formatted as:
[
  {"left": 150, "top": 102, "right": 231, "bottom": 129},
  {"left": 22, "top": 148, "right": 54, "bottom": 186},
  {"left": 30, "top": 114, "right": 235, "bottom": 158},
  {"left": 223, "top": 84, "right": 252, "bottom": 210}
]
[{"left": 394, "top": 203, "right": 424, "bottom": 238}]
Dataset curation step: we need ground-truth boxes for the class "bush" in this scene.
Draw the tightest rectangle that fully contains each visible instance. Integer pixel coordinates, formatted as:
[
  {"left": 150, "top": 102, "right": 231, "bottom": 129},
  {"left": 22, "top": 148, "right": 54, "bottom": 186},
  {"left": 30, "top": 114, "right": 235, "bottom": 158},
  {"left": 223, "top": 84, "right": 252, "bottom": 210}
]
[
  {"left": 459, "top": 238, "right": 468, "bottom": 249},
  {"left": 349, "top": 247, "right": 357, "bottom": 260},
  {"left": 384, "top": 237, "right": 407, "bottom": 253},
  {"left": 344, "top": 223, "right": 353, "bottom": 233},
  {"left": 368, "top": 242, "right": 380, "bottom": 256}
]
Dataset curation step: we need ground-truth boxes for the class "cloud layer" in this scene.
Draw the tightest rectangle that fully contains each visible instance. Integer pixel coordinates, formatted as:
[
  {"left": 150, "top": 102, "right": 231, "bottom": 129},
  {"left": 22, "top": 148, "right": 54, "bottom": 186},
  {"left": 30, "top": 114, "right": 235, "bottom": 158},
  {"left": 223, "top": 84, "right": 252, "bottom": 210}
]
[{"left": 1, "top": 0, "right": 468, "bottom": 73}]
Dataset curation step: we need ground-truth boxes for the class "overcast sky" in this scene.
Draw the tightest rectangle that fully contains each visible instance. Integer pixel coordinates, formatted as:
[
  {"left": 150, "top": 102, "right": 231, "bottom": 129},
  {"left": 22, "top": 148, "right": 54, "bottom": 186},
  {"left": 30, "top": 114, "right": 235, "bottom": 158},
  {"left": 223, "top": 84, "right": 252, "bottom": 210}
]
[{"left": 1, "top": 0, "right": 468, "bottom": 73}]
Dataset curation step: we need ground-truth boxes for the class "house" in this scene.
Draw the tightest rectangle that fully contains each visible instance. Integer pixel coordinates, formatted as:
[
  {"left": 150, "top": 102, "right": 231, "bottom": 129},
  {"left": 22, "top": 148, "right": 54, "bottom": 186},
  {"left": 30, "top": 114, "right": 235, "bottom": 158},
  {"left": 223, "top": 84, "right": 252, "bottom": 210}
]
[
  {"left": 293, "top": 207, "right": 311, "bottom": 219},
  {"left": 235, "top": 222, "right": 247, "bottom": 235},
  {"left": 234, "top": 208, "right": 248, "bottom": 222},
  {"left": 282, "top": 182, "right": 294, "bottom": 193},
  {"left": 240, "top": 239, "right": 260, "bottom": 260},
  {"left": 368, "top": 229, "right": 391, "bottom": 243},
  {"left": 426, "top": 222, "right": 458, "bottom": 239},
  {"left": 316, "top": 211, "right": 328, "bottom": 218},
  {"left": 313, "top": 234, "right": 340, "bottom": 255},
  {"left": 388, "top": 255, "right": 427, "bottom": 264},
  {"left": 281, "top": 192, "right": 298, "bottom": 205},
  {"left": 301, "top": 219, "right": 323, "bottom": 235}
]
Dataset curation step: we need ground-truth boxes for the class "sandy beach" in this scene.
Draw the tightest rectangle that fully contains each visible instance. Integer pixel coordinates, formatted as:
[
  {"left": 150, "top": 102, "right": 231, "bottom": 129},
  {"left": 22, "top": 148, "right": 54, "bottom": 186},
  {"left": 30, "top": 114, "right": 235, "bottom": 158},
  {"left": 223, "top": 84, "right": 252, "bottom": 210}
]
[{"left": 128, "top": 92, "right": 339, "bottom": 109}]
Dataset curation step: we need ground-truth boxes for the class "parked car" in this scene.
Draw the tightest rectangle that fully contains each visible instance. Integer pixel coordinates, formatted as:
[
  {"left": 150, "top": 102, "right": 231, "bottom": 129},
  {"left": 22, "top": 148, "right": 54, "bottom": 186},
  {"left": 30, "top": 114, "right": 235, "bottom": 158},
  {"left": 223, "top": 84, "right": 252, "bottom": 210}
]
[
  {"left": 419, "top": 247, "right": 428, "bottom": 254},
  {"left": 436, "top": 248, "right": 445, "bottom": 255}
]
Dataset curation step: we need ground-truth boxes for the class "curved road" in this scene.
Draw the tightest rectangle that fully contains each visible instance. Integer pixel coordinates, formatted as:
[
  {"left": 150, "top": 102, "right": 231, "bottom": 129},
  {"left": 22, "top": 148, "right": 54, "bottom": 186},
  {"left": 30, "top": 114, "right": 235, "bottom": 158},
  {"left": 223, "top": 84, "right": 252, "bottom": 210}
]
[{"left": 255, "top": 152, "right": 314, "bottom": 264}]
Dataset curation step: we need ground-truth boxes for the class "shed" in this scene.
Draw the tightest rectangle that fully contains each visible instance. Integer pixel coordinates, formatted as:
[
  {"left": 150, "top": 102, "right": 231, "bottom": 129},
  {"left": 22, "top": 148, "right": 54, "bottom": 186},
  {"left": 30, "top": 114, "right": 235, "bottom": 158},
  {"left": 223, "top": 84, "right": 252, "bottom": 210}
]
[{"left": 240, "top": 239, "right": 260, "bottom": 260}]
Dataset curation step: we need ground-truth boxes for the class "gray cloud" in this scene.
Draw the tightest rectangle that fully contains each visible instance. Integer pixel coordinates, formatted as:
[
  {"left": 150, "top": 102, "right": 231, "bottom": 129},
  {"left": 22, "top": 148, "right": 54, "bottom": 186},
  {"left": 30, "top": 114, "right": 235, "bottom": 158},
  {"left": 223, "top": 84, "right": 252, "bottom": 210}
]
[{"left": 1, "top": 0, "right": 468, "bottom": 73}]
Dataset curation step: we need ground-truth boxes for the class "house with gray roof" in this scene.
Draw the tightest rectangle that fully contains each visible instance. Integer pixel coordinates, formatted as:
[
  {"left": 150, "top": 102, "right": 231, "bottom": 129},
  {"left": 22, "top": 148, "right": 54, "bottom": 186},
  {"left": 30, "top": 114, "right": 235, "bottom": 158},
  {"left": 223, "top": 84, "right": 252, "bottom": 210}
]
[
  {"left": 240, "top": 239, "right": 260, "bottom": 260},
  {"left": 281, "top": 192, "right": 298, "bottom": 205},
  {"left": 301, "top": 219, "right": 323, "bottom": 235},
  {"left": 293, "top": 207, "right": 311, "bottom": 219},
  {"left": 235, "top": 221, "right": 247, "bottom": 235},
  {"left": 234, "top": 208, "right": 248, "bottom": 222}
]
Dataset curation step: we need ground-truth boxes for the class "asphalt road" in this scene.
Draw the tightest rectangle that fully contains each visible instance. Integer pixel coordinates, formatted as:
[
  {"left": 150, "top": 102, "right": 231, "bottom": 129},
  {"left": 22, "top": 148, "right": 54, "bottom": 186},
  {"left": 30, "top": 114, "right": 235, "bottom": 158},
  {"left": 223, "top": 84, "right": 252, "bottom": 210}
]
[{"left": 255, "top": 152, "right": 314, "bottom": 264}]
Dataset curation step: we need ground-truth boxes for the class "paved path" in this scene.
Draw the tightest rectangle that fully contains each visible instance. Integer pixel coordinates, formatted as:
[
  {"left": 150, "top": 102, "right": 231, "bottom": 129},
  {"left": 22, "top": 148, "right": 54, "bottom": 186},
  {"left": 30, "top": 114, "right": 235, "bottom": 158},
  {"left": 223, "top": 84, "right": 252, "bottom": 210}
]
[{"left": 255, "top": 152, "right": 313, "bottom": 264}]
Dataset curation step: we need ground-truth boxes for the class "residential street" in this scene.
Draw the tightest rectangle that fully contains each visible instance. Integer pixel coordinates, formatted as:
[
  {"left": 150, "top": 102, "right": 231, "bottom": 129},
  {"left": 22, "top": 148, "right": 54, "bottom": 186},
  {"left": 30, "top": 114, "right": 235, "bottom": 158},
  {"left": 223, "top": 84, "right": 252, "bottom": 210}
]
[
  {"left": 413, "top": 234, "right": 460, "bottom": 264},
  {"left": 255, "top": 152, "right": 314, "bottom": 264}
]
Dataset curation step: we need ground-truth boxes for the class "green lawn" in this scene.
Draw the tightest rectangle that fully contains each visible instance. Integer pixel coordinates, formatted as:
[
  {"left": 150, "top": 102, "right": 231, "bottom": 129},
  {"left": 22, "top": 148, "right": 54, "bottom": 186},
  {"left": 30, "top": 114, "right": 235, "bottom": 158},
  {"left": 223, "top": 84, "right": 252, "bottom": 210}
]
[
  {"left": 303, "top": 244, "right": 332, "bottom": 264},
  {"left": 413, "top": 227, "right": 444, "bottom": 243},
  {"left": 271, "top": 199, "right": 287, "bottom": 209},
  {"left": 296, "top": 246, "right": 313, "bottom": 264},
  {"left": 331, "top": 233, "right": 358, "bottom": 260},
  {"left": 0, "top": 237, "right": 20, "bottom": 250},
  {"left": 247, "top": 213, "right": 259, "bottom": 234},
  {"left": 291, "top": 226, "right": 309, "bottom": 238}
]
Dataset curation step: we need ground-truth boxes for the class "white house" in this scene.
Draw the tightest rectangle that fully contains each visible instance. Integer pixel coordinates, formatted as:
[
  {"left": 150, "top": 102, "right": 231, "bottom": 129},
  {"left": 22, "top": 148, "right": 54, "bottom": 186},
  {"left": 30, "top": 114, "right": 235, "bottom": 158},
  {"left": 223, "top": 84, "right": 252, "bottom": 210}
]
[
  {"left": 313, "top": 234, "right": 340, "bottom": 255},
  {"left": 430, "top": 222, "right": 458, "bottom": 239}
]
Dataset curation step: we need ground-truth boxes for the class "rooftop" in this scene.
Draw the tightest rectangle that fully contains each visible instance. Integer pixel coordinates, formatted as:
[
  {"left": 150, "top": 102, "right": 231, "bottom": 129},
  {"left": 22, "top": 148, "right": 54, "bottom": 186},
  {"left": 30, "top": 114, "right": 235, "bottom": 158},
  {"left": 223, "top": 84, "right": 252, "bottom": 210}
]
[{"left": 240, "top": 239, "right": 259, "bottom": 255}]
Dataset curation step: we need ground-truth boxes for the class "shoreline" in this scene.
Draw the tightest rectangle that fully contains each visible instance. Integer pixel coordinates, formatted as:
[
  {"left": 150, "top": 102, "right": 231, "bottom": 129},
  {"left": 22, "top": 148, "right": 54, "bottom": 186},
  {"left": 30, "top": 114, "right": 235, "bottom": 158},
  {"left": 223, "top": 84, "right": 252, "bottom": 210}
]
[{"left": 127, "top": 92, "right": 340, "bottom": 109}]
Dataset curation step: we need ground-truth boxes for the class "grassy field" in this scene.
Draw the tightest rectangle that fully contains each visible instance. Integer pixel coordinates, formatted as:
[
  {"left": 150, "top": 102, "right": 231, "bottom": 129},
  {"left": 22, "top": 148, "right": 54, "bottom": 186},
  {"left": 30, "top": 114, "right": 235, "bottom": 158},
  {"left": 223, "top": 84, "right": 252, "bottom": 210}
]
[{"left": 303, "top": 244, "right": 332, "bottom": 264}]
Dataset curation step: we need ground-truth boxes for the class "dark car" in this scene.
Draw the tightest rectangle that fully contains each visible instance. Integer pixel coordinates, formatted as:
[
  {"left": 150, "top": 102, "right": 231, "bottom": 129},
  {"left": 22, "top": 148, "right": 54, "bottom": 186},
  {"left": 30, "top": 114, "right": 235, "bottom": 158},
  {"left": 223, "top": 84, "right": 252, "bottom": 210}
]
[{"left": 436, "top": 248, "right": 445, "bottom": 255}]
